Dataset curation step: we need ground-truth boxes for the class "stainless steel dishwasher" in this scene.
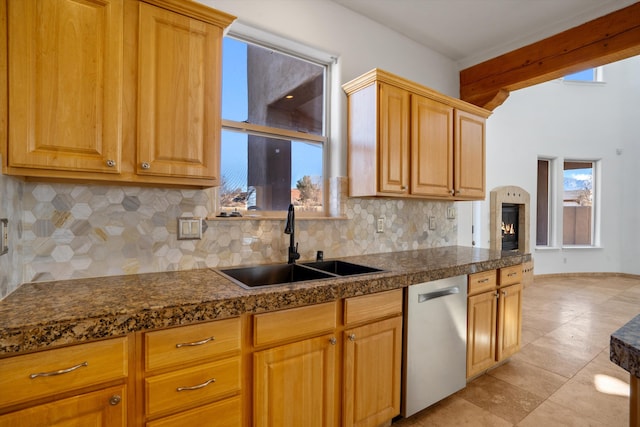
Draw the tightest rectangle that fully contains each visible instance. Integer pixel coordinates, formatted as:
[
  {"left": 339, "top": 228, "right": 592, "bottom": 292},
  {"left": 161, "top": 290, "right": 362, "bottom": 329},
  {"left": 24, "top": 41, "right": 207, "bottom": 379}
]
[{"left": 402, "top": 275, "right": 468, "bottom": 417}]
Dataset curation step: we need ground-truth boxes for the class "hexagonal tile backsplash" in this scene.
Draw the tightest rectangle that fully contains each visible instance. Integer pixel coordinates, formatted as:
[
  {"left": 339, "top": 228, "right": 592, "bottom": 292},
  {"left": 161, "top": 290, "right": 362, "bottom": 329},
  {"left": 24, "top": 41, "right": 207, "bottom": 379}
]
[{"left": 1, "top": 177, "right": 457, "bottom": 299}]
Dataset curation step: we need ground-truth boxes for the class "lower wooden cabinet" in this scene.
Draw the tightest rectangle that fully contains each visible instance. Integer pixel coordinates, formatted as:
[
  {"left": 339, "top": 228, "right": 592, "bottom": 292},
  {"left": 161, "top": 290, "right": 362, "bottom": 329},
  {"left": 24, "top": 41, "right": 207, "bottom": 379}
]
[
  {"left": 0, "top": 385, "right": 127, "bottom": 427},
  {"left": 140, "top": 317, "right": 243, "bottom": 426},
  {"left": 467, "top": 289, "right": 498, "bottom": 376},
  {"left": 254, "top": 334, "right": 337, "bottom": 427},
  {"left": 0, "top": 337, "right": 129, "bottom": 426},
  {"left": 497, "top": 283, "right": 523, "bottom": 361},
  {"left": 251, "top": 290, "right": 403, "bottom": 427},
  {"left": 466, "top": 265, "right": 523, "bottom": 379},
  {"left": 343, "top": 315, "right": 402, "bottom": 427}
]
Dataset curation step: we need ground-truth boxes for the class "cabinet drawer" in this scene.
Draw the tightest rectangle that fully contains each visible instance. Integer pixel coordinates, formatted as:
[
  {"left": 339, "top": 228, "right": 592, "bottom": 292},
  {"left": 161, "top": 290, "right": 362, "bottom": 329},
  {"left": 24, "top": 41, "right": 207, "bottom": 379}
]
[
  {"left": 499, "top": 265, "right": 522, "bottom": 286},
  {"left": 145, "top": 357, "right": 240, "bottom": 417},
  {"left": 145, "top": 317, "right": 240, "bottom": 372},
  {"left": 468, "top": 270, "right": 497, "bottom": 296},
  {"left": 146, "top": 396, "right": 241, "bottom": 427},
  {"left": 254, "top": 302, "right": 337, "bottom": 347},
  {"left": 0, "top": 337, "right": 128, "bottom": 409},
  {"left": 344, "top": 289, "right": 403, "bottom": 326}
]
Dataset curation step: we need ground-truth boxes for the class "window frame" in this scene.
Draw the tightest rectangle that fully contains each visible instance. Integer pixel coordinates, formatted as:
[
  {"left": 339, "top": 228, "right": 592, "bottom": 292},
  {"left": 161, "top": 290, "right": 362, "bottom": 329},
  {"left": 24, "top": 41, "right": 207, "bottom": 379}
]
[
  {"left": 561, "top": 159, "right": 598, "bottom": 248},
  {"left": 220, "top": 28, "right": 332, "bottom": 217},
  {"left": 562, "top": 66, "right": 604, "bottom": 83},
  {"left": 536, "top": 158, "right": 553, "bottom": 247}
]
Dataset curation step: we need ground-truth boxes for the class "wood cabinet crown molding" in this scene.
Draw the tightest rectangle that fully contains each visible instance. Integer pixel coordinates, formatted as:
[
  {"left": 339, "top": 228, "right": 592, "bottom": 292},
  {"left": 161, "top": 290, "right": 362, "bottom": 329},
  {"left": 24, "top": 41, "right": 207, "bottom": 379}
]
[
  {"left": 140, "top": 0, "right": 235, "bottom": 27},
  {"left": 343, "top": 68, "right": 491, "bottom": 119}
]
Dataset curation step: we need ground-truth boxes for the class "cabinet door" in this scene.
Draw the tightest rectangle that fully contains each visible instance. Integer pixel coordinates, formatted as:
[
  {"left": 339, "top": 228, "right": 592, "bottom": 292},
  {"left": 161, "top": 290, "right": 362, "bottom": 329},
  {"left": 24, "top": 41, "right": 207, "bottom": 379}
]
[
  {"left": 0, "top": 385, "right": 126, "bottom": 427},
  {"left": 254, "top": 334, "right": 337, "bottom": 427},
  {"left": 138, "top": 2, "right": 221, "bottom": 181},
  {"left": 7, "top": 0, "right": 123, "bottom": 173},
  {"left": 454, "top": 109, "right": 485, "bottom": 199},
  {"left": 497, "top": 283, "right": 523, "bottom": 361},
  {"left": 378, "top": 83, "right": 410, "bottom": 194},
  {"left": 343, "top": 316, "right": 402, "bottom": 427},
  {"left": 467, "top": 290, "right": 497, "bottom": 378},
  {"left": 411, "top": 95, "right": 454, "bottom": 197}
]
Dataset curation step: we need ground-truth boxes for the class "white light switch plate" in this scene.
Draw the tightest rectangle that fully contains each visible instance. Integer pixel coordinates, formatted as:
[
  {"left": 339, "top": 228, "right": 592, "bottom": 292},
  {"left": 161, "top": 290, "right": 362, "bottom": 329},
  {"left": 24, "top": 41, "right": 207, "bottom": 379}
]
[
  {"left": 178, "top": 217, "right": 202, "bottom": 240},
  {"left": 0, "top": 219, "right": 7, "bottom": 255},
  {"left": 429, "top": 216, "right": 436, "bottom": 230}
]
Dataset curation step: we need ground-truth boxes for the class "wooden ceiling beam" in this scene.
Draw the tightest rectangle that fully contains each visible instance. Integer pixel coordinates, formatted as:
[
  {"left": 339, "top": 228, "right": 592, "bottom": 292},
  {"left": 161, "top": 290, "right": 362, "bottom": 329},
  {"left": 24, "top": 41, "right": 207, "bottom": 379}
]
[{"left": 460, "top": 2, "right": 640, "bottom": 110}]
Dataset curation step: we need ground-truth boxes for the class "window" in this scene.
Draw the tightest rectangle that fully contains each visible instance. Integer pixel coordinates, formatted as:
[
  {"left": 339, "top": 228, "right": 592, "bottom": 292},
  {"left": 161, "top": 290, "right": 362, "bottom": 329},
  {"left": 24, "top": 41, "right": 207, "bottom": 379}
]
[
  {"left": 536, "top": 159, "right": 551, "bottom": 246},
  {"left": 563, "top": 67, "right": 603, "bottom": 82},
  {"left": 220, "top": 36, "right": 328, "bottom": 214},
  {"left": 563, "top": 161, "right": 595, "bottom": 246}
]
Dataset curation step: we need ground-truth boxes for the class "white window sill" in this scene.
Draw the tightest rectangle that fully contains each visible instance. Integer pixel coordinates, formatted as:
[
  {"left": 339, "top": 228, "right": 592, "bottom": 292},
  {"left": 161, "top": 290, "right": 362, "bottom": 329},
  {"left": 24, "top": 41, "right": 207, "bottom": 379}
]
[
  {"left": 206, "top": 215, "right": 347, "bottom": 222},
  {"left": 561, "top": 245, "right": 603, "bottom": 250}
]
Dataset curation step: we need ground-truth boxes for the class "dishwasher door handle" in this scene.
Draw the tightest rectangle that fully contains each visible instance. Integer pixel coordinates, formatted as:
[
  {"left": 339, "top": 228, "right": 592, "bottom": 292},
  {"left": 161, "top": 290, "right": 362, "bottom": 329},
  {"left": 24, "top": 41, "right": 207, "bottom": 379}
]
[{"left": 417, "top": 286, "right": 460, "bottom": 303}]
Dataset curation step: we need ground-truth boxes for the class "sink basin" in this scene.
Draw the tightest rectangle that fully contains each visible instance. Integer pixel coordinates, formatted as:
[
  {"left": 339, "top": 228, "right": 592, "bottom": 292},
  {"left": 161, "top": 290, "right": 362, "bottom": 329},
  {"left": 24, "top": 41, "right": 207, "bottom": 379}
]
[
  {"left": 218, "top": 263, "right": 335, "bottom": 288},
  {"left": 301, "top": 260, "right": 384, "bottom": 276}
]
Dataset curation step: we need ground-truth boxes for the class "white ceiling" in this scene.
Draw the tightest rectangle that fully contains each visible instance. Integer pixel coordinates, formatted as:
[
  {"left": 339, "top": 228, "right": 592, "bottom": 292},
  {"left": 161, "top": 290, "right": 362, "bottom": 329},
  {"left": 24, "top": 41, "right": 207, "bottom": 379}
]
[{"left": 329, "top": 0, "right": 638, "bottom": 69}]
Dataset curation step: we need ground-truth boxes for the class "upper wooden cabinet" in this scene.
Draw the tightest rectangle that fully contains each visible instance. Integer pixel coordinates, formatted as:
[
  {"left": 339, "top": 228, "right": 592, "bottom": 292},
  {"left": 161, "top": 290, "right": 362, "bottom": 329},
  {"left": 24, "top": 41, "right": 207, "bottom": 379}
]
[
  {"left": 343, "top": 69, "right": 490, "bottom": 200},
  {"left": 6, "top": 0, "right": 124, "bottom": 174},
  {"left": 137, "top": 2, "right": 221, "bottom": 180},
  {"left": 1, "top": 0, "right": 235, "bottom": 187}
]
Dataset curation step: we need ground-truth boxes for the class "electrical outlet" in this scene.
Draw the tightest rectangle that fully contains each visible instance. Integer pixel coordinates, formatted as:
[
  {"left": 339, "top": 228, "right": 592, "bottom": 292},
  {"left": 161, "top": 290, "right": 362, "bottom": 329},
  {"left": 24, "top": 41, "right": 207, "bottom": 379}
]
[
  {"left": 429, "top": 216, "right": 436, "bottom": 230},
  {"left": 0, "top": 219, "right": 7, "bottom": 255},
  {"left": 376, "top": 216, "right": 385, "bottom": 233},
  {"left": 178, "top": 217, "right": 202, "bottom": 240},
  {"left": 446, "top": 207, "right": 456, "bottom": 219}
]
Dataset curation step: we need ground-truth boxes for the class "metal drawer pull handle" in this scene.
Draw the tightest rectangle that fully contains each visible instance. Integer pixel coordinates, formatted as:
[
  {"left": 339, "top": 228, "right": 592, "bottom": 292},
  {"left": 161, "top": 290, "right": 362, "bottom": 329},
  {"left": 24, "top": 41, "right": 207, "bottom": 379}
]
[
  {"left": 29, "top": 361, "right": 88, "bottom": 379},
  {"left": 176, "top": 336, "right": 215, "bottom": 348},
  {"left": 507, "top": 272, "right": 517, "bottom": 277},
  {"left": 478, "top": 278, "right": 489, "bottom": 283},
  {"left": 418, "top": 286, "right": 460, "bottom": 303},
  {"left": 177, "top": 378, "right": 216, "bottom": 392}
]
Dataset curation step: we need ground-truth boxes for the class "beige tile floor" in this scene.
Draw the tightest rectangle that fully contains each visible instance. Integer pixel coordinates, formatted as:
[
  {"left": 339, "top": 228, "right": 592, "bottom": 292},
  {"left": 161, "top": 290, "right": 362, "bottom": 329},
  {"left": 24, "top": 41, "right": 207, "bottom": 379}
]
[{"left": 394, "top": 274, "right": 640, "bottom": 426}]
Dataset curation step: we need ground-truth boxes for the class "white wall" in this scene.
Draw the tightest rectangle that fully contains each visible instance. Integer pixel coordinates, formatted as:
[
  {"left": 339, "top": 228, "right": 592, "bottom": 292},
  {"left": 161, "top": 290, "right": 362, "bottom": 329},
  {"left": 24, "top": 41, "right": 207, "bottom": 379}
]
[{"left": 479, "top": 56, "right": 640, "bottom": 275}]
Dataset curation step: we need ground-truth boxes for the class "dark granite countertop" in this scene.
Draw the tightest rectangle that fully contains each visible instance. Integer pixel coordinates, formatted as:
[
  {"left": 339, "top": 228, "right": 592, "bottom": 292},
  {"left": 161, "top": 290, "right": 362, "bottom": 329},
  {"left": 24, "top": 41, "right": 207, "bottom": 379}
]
[
  {"left": 0, "top": 246, "right": 529, "bottom": 356},
  {"left": 610, "top": 313, "right": 640, "bottom": 378}
]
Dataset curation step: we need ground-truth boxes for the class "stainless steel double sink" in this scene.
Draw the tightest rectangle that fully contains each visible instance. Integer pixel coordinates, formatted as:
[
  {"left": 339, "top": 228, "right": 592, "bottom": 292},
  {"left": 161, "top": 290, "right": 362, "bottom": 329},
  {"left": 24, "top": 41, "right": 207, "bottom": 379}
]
[{"left": 217, "top": 260, "right": 383, "bottom": 289}]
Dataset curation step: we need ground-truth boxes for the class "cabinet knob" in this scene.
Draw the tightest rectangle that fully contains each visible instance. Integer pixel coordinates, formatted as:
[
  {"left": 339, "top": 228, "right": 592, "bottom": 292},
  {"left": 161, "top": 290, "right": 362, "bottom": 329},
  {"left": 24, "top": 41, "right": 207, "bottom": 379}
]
[
  {"left": 450, "top": 189, "right": 455, "bottom": 195},
  {"left": 401, "top": 185, "right": 407, "bottom": 191},
  {"left": 141, "top": 162, "right": 151, "bottom": 170},
  {"left": 494, "top": 291, "right": 499, "bottom": 299},
  {"left": 502, "top": 290, "right": 508, "bottom": 296},
  {"left": 348, "top": 334, "right": 356, "bottom": 342},
  {"left": 106, "top": 159, "right": 116, "bottom": 167},
  {"left": 109, "top": 395, "right": 121, "bottom": 406},
  {"left": 329, "top": 337, "right": 337, "bottom": 345}
]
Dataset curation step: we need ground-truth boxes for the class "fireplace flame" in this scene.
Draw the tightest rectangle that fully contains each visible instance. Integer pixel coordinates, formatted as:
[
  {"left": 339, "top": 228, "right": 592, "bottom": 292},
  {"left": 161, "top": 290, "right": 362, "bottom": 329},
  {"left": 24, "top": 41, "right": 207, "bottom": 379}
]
[{"left": 501, "top": 222, "right": 516, "bottom": 235}]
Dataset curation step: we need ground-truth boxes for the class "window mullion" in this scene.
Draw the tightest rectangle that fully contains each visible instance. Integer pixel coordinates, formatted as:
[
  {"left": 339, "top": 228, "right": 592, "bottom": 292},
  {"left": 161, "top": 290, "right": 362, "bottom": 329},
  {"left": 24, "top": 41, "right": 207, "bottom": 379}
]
[{"left": 222, "top": 119, "right": 326, "bottom": 144}]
